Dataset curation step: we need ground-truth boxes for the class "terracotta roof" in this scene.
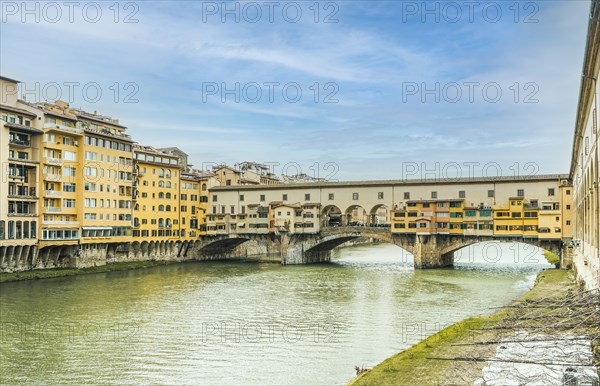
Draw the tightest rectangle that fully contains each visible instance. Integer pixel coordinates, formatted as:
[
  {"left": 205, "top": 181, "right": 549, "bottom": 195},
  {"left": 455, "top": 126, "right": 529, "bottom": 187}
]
[
  {"left": 212, "top": 174, "right": 569, "bottom": 191},
  {"left": 0, "top": 103, "right": 37, "bottom": 117}
]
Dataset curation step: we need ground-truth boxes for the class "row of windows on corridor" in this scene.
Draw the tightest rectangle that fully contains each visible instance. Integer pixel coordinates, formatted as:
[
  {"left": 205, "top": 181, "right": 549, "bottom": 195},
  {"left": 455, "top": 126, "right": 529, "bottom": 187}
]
[
  {"left": 0, "top": 221, "right": 37, "bottom": 240},
  {"left": 212, "top": 188, "right": 566, "bottom": 202}
]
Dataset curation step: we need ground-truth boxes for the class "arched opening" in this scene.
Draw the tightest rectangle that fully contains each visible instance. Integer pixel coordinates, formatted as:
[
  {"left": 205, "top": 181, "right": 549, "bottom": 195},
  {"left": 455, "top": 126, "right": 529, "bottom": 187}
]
[
  {"left": 369, "top": 204, "right": 390, "bottom": 227},
  {"left": 321, "top": 205, "right": 342, "bottom": 227},
  {"left": 448, "top": 241, "right": 558, "bottom": 268},
  {"left": 344, "top": 205, "right": 368, "bottom": 226},
  {"left": 141, "top": 241, "right": 149, "bottom": 257},
  {"left": 198, "top": 237, "right": 252, "bottom": 258}
]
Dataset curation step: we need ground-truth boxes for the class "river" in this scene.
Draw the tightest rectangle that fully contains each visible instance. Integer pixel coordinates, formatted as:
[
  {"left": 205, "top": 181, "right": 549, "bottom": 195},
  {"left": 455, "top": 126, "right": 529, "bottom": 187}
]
[{"left": 0, "top": 242, "right": 552, "bottom": 385}]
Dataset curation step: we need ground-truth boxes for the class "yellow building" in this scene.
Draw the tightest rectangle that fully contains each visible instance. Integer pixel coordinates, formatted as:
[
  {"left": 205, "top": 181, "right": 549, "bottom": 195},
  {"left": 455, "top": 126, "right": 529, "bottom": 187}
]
[
  {"left": 31, "top": 101, "right": 135, "bottom": 264},
  {"left": 180, "top": 172, "right": 201, "bottom": 240},
  {"left": 132, "top": 146, "right": 181, "bottom": 242},
  {"left": 1, "top": 76, "right": 42, "bottom": 264}
]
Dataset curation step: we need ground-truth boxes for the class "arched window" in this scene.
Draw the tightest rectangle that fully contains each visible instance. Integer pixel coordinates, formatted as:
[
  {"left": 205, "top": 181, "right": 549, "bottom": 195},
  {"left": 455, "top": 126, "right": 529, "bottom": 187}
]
[
  {"left": 16, "top": 221, "right": 22, "bottom": 239},
  {"left": 166, "top": 181, "right": 171, "bottom": 188},
  {"left": 166, "top": 170, "right": 171, "bottom": 178},
  {"left": 158, "top": 218, "right": 164, "bottom": 227},
  {"left": 30, "top": 221, "right": 36, "bottom": 238},
  {"left": 158, "top": 181, "right": 164, "bottom": 187},
  {"left": 134, "top": 204, "right": 139, "bottom": 211},
  {"left": 158, "top": 168, "right": 164, "bottom": 178},
  {"left": 23, "top": 221, "right": 29, "bottom": 239},
  {"left": 166, "top": 205, "right": 171, "bottom": 212},
  {"left": 166, "top": 219, "right": 172, "bottom": 227},
  {"left": 158, "top": 192, "right": 164, "bottom": 199},
  {"left": 158, "top": 205, "right": 165, "bottom": 211},
  {"left": 166, "top": 193, "right": 171, "bottom": 199},
  {"left": 0, "top": 220, "right": 4, "bottom": 239},
  {"left": 8, "top": 221, "right": 14, "bottom": 239},
  {"left": 202, "top": 183, "right": 207, "bottom": 191}
]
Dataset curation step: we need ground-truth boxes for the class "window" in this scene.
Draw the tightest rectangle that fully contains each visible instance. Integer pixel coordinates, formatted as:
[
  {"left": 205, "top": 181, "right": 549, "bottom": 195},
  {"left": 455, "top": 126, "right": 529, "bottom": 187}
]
[
  {"left": 566, "top": 189, "right": 571, "bottom": 195},
  {"left": 283, "top": 194, "right": 288, "bottom": 201},
  {"left": 548, "top": 188, "right": 555, "bottom": 196},
  {"left": 488, "top": 190, "right": 494, "bottom": 198},
  {"left": 352, "top": 193, "right": 359, "bottom": 200},
  {"left": 517, "top": 189, "right": 525, "bottom": 197},
  {"left": 566, "top": 220, "right": 571, "bottom": 225},
  {"left": 260, "top": 195, "right": 265, "bottom": 201},
  {"left": 404, "top": 192, "right": 410, "bottom": 200},
  {"left": 64, "top": 167, "right": 76, "bottom": 177},
  {"left": 458, "top": 191, "right": 465, "bottom": 199},
  {"left": 305, "top": 194, "right": 311, "bottom": 201},
  {"left": 63, "top": 183, "right": 76, "bottom": 192},
  {"left": 328, "top": 193, "right": 334, "bottom": 200},
  {"left": 377, "top": 192, "right": 384, "bottom": 199},
  {"left": 84, "top": 167, "right": 97, "bottom": 177},
  {"left": 566, "top": 205, "right": 571, "bottom": 210},
  {"left": 64, "top": 151, "right": 76, "bottom": 161},
  {"left": 212, "top": 195, "right": 218, "bottom": 202},
  {"left": 63, "top": 199, "right": 76, "bottom": 208},
  {"left": 431, "top": 191, "right": 437, "bottom": 199},
  {"left": 85, "top": 151, "right": 97, "bottom": 161}
]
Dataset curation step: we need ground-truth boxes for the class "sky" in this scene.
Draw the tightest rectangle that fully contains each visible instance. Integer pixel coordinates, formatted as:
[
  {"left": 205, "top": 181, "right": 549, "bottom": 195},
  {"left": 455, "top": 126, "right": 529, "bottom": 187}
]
[{"left": 0, "top": 0, "right": 591, "bottom": 181}]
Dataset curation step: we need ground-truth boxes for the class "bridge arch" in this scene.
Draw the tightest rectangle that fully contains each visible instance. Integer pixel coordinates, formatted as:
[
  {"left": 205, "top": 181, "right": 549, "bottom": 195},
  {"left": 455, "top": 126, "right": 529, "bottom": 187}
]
[
  {"left": 285, "top": 227, "right": 407, "bottom": 264},
  {"left": 195, "top": 237, "right": 252, "bottom": 259}
]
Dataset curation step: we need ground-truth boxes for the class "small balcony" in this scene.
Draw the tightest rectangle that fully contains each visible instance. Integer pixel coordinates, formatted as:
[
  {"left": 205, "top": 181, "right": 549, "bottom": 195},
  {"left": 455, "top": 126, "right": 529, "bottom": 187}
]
[
  {"left": 46, "top": 190, "right": 61, "bottom": 197},
  {"left": 8, "top": 212, "right": 37, "bottom": 217},
  {"left": 9, "top": 138, "right": 31, "bottom": 147},
  {"left": 45, "top": 207, "right": 62, "bottom": 213}
]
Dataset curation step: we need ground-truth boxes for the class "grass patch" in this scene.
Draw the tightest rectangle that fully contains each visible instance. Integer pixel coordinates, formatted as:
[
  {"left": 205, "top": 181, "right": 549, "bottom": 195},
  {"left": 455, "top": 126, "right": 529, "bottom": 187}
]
[
  {"left": 543, "top": 250, "right": 561, "bottom": 267},
  {"left": 348, "top": 269, "right": 576, "bottom": 386},
  {"left": 0, "top": 260, "right": 175, "bottom": 283}
]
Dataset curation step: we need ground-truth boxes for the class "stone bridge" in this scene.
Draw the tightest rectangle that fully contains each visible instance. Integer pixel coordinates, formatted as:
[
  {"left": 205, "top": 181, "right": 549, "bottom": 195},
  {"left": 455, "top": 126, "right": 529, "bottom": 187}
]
[{"left": 191, "top": 227, "right": 567, "bottom": 268}]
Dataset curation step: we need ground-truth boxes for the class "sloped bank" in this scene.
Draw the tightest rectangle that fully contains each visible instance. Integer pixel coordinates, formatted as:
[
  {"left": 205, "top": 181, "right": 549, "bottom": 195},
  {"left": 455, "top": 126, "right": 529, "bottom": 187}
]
[{"left": 348, "top": 269, "right": 598, "bottom": 385}]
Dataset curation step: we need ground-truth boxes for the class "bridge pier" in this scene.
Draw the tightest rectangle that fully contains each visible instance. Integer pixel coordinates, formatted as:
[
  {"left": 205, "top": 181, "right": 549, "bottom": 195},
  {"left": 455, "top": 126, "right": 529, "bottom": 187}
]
[{"left": 411, "top": 235, "right": 455, "bottom": 269}]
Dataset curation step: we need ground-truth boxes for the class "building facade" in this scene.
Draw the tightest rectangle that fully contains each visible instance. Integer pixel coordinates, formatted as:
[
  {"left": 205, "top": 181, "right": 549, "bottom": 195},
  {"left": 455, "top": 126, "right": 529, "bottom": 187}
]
[{"left": 570, "top": 0, "right": 600, "bottom": 289}]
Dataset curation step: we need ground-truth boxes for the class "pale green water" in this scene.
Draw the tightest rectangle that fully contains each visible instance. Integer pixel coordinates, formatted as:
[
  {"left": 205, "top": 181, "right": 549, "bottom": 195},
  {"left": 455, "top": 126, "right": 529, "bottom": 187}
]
[{"left": 0, "top": 243, "right": 551, "bottom": 385}]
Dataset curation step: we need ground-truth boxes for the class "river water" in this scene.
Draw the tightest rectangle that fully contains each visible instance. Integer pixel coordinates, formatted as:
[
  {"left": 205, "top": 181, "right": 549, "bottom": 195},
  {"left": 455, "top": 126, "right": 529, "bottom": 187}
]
[{"left": 0, "top": 242, "right": 552, "bottom": 385}]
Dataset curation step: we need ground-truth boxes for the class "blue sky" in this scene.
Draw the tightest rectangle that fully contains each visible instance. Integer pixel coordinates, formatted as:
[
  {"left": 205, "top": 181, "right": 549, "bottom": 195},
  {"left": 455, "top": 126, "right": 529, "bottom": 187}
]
[{"left": 0, "top": 1, "right": 590, "bottom": 180}]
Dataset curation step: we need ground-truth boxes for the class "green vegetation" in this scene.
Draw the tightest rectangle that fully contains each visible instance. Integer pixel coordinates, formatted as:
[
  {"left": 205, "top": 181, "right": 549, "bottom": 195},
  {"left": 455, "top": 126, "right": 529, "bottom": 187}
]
[
  {"left": 348, "top": 269, "right": 575, "bottom": 386},
  {"left": 543, "top": 250, "right": 561, "bottom": 267},
  {"left": 0, "top": 260, "right": 174, "bottom": 283}
]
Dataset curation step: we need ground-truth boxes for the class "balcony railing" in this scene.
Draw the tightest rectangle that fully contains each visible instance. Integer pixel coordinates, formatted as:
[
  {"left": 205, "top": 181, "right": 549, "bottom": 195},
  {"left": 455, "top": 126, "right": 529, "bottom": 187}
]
[
  {"left": 43, "top": 122, "right": 83, "bottom": 135},
  {"left": 46, "top": 190, "right": 61, "bottom": 197},
  {"left": 45, "top": 207, "right": 61, "bottom": 213},
  {"left": 46, "top": 157, "right": 62, "bottom": 164},
  {"left": 42, "top": 220, "right": 79, "bottom": 226},
  {"left": 8, "top": 212, "right": 36, "bottom": 217},
  {"left": 9, "top": 139, "right": 31, "bottom": 147}
]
